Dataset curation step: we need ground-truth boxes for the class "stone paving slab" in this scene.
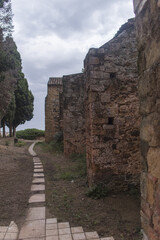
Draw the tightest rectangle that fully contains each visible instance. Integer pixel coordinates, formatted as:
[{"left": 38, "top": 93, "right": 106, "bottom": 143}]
[
  {"left": 31, "top": 184, "right": 45, "bottom": 192},
  {"left": 34, "top": 165, "right": 43, "bottom": 168},
  {"left": 0, "top": 232, "right": 5, "bottom": 240},
  {"left": 4, "top": 232, "right": 18, "bottom": 240},
  {"left": 46, "top": 219, "right": 57, "bottom": 224},
  {"left": 59, "top": 228, "right": 71, "bottom": 235},
  {"left": 21, "top": 238, "right": 45, "bottom": 240},
  {"left": 85, "top": 232, "right": 99, "bottom": 239},
  {"left": 19, "top": 219, "right": 45, "bottom": 239},
  {"left": 29, "top": 194, "right": 45, "bottom": 204},
  {"left": 32, "top": 178, "right": 45, "bottom": 184},
  {"left": 0, "top": 226, "right": 8, "bottom": 232},
  {"left": 33, "top": 157, "right": 41, "bottom": 163},
  {"left": 71, "top": 227, "right": 84, "bottom": 234},
  {"left": 101, "top": 238, "right": 114, "bottom": 240},
  {"left": 46, "top": 236, "right": 59, "bottom": 240},
  {"left": 46, "top": 224, "right": 58, "bottom": 230},
  {"left": 46, "top": 229, "right": 58, "bottom": 236},
  {"left": 26, "top": 207, "right": 45, "bottom": 221},
  {"left": 59, "top": 234, "right": 72, "bottom": 240},
  {"left": 72, "top": 232, "right": 86, "bottom": 240},
  {"left": 33, "top": 173, "right": 44, "bottom": 178},
  {"left": 34, "top": 169, "right": 44, "bottom": 173},
  {"left": 58, "top": 222, "right": 70, "bottom": 229}
]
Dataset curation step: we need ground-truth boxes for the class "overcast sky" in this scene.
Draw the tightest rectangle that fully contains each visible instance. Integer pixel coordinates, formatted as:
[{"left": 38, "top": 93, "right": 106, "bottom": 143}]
[{"left": 11, "top": 0, "right": 134, "bottom": 131}]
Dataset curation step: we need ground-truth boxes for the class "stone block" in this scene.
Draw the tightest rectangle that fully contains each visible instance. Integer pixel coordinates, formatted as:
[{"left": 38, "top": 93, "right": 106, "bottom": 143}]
[
  {"left": 29, "top": 194, "right": 45, "bottom": 204},
  {"left": 19, "top": 220, "right": 45, "bottom": 239},
  {"left": 89, "top": 57, "right": 100, "bottom": 65},
  {"left": 26, "top": 207, "right": 45, "bottom": 220},
  {"left": 147, "top": 147, "right": 160, "bottom": 178},
  {"left": 31, "top": 184, "right": 45, "bottom": 192}
]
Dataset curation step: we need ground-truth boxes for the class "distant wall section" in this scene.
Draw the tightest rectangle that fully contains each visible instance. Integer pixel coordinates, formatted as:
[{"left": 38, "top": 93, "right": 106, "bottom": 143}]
[
  {"left": 63, "top": 73, "right": 86, "bottom": 156},
  {"left": 45, "top": 78, "right": 63, "bottom": 142}
]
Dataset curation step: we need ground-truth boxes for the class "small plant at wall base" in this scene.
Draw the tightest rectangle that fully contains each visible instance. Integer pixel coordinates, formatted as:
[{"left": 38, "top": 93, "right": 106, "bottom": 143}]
[
  {"left": 50, "top": 131, "right": 64, "bottom": 153},
  {"left": 40, "top": 131, "right": 64, "bottom": 153},
  {"left": 15, "top": 140, "right": 26, "bottom": 147},
  {"left": 86, "top": 184, "right": 110, "bottom": 199}
]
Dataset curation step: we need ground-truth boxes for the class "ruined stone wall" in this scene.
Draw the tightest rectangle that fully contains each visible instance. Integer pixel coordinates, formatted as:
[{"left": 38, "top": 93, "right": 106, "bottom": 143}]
[
  {"left": 134, "top": 0, "right": 160, "bottom": 239},
  {"left": 45, "top": 78, "right": 63, "bottom": 142},
  {"left": 63, "top": 73, "right": 86, "bottom": 156},
  {"left": 84, "top": 19, "right": 140, "bottom": 189}
]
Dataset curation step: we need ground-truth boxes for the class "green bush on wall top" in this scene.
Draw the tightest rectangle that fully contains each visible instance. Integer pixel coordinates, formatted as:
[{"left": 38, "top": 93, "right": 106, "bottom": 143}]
[{"left": 16, "top": 128, "right": 45, "bottom": 140}]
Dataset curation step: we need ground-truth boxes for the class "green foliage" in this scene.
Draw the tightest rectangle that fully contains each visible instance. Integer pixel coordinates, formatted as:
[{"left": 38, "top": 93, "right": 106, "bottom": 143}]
[
  {"left": 86, "top": 184, "right": 110, "bottom": 199},
  {"left": 5, "top": 139, "right": 9, "bottom": 146},
  {"left": 46, "top": 131, "right": 64, "bottom": 153},
  {"left": 13, "top": 76, "right": 34, "bottom": 128},
  {"left": 16, "top": 128, "right": 45, "bottom": 140},
  {"left": 128, "top": 183, "right": 140, "bottom": 196},
  {"left": 15, "top": 140, "right": 26, "bottom": 147}
]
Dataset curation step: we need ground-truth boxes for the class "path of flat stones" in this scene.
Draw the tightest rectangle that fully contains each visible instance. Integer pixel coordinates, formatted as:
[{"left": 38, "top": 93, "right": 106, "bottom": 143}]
[{"left": 0, "top": 142, "right": 114, "bottom": 240}]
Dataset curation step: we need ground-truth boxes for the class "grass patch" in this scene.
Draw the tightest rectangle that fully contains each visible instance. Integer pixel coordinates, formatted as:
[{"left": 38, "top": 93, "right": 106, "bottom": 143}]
[
  {"left": 86, "top": 184, "right": 110, "bottom": 199},
  {"left": 39, "top": 131, "right": 63, "bottom": 154},
  {"left": 59, "top": 153, "right": 86, "bottom": 180},
  {"left": 15, "top": 140, "right": 26, "bottom": 147},
  {"left": 16, "top": 128, "right": 45, "bottom": 140},
  {"left": 5, "top": 140, "right": 9, "bottom": 146}
]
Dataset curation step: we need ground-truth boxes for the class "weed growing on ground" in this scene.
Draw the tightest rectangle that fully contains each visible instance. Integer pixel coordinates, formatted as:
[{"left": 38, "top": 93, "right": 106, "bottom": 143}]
[
  {"left": 86, "top": 184, "right": 110, "bottom": 199},
  {"left": 59, "top": 153, "right": 86, "bottom": 180},
  {"left": 5, "top": 140, "right": 9, "bottom": 146},
  {"left": 128, "top": 184, "right": 140, "bottom": 197},
  {"left": 15, "top": 141, "right": 26, "bottom": 147},
  {"left": 39, "top": 131, "right": 63, "bottom": 154}
]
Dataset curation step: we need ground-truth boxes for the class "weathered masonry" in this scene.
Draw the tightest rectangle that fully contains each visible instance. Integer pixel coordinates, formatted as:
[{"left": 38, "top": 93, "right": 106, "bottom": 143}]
[
  {"left": 134, "top": 0, "right": 160, "bottom": 239},
  {"left": 45, "top": 19, "right": 141, "bottom": 191},
  {"left": 45, "top": 73, "right": 86, "bottom": 156},
  {"left": 45, "top": 78, "right": 63, "bottom": 142},
  {"left": 63, "top": 73, "right": 86, "bottom": 156},
  {"left": 84, "top": 19, "right": 140, "bottom": 189}
]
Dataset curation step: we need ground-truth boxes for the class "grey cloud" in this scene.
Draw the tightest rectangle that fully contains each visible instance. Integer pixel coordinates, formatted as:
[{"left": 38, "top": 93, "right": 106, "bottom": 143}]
[
  {"left": 12, "top": 0, "right": 134, "bottom": 130},
  {"left": 13, "top": 0, "right": 133, "bottom": 39}
]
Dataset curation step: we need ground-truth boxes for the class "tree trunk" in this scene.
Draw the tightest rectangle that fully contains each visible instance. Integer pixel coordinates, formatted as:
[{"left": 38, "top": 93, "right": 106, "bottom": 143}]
[
  {"left": 13, "top": 126, "right": 16, "bottom": 138},
  {"left": 3, "top": 122, "right": 5, "bottom": 138},
  {"left": 9, "top": 124, "right": 13, "bottom": 137}
]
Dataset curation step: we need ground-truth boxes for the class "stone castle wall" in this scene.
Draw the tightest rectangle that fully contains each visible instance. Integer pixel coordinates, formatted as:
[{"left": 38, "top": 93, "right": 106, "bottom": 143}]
[
  {"left": 84, "top": 19, "right": 140, "bottom": 189},
  {"left": 45, "top": 19, "right": 141, "bottom": 191},
  {"left": 63, "top": 73, "right": 86, "bottom": 156},
  {"left": 45, "top": 74, "right": 86, "bottom": 156},
  {"left": 134, "top": 0, "right": 160, "bottom": 239},
  {"left": 45, "top": 78, "right": 63, "bottom": 142}
]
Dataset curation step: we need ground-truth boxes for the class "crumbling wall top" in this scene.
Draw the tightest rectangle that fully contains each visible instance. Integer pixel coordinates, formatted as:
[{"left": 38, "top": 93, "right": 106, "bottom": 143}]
[{"left": 48, "top": 77, "right": 62, "bottom": 86}]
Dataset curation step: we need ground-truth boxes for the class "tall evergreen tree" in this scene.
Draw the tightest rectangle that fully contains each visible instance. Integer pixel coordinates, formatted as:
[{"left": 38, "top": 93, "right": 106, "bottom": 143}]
[{"left": 13, "top": 75, "right": 34, "bottom": 130}]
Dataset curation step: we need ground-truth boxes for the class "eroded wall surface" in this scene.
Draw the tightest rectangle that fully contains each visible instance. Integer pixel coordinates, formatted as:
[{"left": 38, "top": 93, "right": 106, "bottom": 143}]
[
  {"left": 84, "top": 19, "right": 140, "bottom": 189},
  {"left": 134, "top": 0, "right": 160, "bottom": 239},
  {"left": 63, "top": 73, "right": 86, "bottom": 156},
  {"left": 45, "top": 78, "right": 63, "bottom": 142}
]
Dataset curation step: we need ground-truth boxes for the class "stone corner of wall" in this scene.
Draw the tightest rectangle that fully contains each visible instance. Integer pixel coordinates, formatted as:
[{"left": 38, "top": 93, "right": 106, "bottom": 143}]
[{"left": 133, "top": 0, "right": 148, "bottom": 15}]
